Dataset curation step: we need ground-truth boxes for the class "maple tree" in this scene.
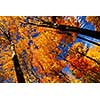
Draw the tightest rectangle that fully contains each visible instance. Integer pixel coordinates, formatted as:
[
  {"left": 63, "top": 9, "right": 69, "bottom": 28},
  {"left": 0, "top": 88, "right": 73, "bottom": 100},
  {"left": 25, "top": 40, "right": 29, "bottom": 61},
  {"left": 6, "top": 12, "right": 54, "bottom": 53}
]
[{"left": 0, "top": 16, "right": 100, "bottom": 83}]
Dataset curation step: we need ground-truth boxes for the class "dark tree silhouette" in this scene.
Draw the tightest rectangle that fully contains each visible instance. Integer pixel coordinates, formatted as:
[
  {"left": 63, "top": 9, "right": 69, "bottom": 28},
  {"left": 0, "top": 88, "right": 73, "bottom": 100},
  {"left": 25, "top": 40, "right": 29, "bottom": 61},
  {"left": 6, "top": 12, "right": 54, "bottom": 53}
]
[
  {"left": 23, "top": 18, "right": 100, "bottom": 40},
  {"left": 12, "top": 54, "right": 25, "bottom": 83}
]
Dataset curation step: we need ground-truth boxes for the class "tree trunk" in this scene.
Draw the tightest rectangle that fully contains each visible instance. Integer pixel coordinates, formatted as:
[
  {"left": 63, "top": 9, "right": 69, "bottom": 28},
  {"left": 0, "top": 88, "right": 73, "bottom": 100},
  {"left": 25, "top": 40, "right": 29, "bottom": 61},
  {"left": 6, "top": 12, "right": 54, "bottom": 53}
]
[
  {"left": 56, "top": 25, "right": 100, "bottom": 40},
  {"left": 24, "top": 21, "right": 100, "bottom": 40},
  {"left": 12, "top": 54, "right": 25, "bottom": 83},
  {"left": 0, "top": 24, "right": 25, "bottom": 83}
]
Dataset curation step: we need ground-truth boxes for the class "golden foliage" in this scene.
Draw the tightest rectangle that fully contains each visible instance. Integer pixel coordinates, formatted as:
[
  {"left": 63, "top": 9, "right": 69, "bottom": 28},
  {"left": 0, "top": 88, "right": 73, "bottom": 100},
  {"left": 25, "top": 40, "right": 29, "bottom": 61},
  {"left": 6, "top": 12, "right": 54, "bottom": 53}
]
[
  {"left": 86, "top": 16, "right": 100, "bottom": 31},
  {"left": 0, "top": 16, "right": 89, "bottom": 83}
]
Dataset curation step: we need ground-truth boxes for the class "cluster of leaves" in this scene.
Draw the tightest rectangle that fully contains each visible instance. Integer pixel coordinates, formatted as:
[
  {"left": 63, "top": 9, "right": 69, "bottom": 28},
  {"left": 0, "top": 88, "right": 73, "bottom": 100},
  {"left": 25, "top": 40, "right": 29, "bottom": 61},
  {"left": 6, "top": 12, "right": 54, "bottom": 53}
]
[
  {"left": 31, "top": 16, "right": 80, "bottom": 82},
  {"left": 86, "top": 16, "right": 100, "bottom": 31},
  {"left": 66, "top": 42, "right": 100, "bottom": 82}
]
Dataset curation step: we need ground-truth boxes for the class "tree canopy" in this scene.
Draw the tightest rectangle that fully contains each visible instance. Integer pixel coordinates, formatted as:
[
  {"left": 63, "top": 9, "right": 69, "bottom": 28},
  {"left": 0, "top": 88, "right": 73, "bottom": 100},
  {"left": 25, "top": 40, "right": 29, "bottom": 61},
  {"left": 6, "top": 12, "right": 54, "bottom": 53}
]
[{"left": 0, "top": 16, "right": 100, "bottom": 83}]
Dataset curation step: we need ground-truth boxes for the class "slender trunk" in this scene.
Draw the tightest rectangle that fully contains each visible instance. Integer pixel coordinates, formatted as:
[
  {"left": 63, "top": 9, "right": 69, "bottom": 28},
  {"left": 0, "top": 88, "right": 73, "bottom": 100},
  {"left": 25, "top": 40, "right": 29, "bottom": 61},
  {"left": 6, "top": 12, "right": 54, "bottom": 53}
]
[
  {"left": 77, "top": 51, "right": 100, "bottom": 65},
  {"left": 77, "top": 36, "right": 100, "bottom": 46},
  {"left": 11, "top": 43, "right": 25, "bottom": 83},
  {"left": 12, "top": 54, "right": 25, "bottom": 83}
]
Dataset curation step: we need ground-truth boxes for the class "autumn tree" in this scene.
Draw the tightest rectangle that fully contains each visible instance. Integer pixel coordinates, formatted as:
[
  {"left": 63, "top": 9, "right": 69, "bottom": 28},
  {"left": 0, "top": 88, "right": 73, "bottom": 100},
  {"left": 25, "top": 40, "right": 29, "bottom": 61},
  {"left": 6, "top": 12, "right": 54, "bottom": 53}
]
[{"left": 0, "top": 17, "right": 25, "bottom": 82}]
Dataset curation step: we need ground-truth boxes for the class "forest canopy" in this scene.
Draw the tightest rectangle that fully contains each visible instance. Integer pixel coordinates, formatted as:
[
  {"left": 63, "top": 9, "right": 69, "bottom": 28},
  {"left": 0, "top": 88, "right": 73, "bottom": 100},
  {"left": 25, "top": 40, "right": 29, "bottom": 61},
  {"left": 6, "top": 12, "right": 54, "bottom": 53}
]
[{"left": 0, "top": 16, "right": 100, "bottom": 83}]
